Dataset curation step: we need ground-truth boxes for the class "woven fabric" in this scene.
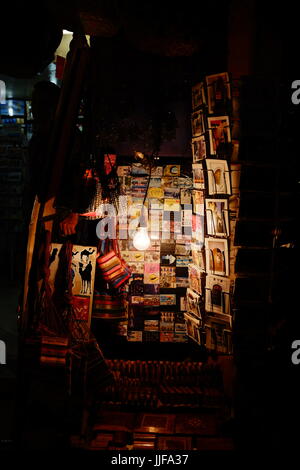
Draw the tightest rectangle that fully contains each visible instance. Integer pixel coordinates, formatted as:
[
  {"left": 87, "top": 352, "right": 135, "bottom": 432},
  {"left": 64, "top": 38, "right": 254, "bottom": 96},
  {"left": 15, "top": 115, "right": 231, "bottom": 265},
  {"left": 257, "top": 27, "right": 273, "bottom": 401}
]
[{"left": 96, "top": 240, "right": 131, "bottom": 288}]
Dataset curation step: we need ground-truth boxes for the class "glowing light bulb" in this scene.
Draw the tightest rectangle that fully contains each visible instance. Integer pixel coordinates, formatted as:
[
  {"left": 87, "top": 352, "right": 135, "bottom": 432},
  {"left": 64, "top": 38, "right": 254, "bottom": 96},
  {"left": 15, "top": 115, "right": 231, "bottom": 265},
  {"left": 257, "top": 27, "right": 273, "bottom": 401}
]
[
  {"left": 133, "top": 226, "right": 151, "bottom": 251},
  {"left": 8, "top": 106, "right": 14, "bottom": 116}
]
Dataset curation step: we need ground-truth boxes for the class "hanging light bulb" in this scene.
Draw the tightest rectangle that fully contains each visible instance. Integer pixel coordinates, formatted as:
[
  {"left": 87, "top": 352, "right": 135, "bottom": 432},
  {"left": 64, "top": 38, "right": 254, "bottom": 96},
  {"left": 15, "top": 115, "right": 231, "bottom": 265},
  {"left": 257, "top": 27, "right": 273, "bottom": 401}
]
[
  {"left": 132, "top": 205, "right": 150, "bottom": 251},
  {"left": 133, "top": 226, "right": 151, "bottom": 251}
]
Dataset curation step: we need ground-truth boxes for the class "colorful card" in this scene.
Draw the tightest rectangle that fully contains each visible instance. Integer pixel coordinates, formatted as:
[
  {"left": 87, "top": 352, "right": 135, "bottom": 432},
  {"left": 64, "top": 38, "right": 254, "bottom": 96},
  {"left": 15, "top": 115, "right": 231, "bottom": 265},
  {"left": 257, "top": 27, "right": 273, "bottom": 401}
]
[
  {"left": 144, "top": 295, "right": 160, "bottom": 307},
  {"left": 148, "top": 187, "right": 164, "bottom": 199},
  {"left": 164, "top": 187, "right": 180, "bottom": 199},
  {"left": 192, "top": 135, "right": 207, "bottom": 162},
  {"left": 164, "top": 165, "right": 180, "bottom": 176},
  {"left": 186, "top": 288, "right": 201, "bottom": 318},
  {"left": 160, "top": 294, "right": 177, "bottom": 305},
  {"left": 144, "top": 320, "right": 160, "bottom": 331},
  {"left": 184, "top": 312, "right": 201, "bottom": 344},
  {"left": 161, "top": 254, "right": 177, "bottom": 266},
  {"left": 188, "top": 264, "right": 202, "bottom": 294},
  {"left": 127, "top": 331, "right": 143, "bottom": 342},
  {"left": 180, "top": 188, "right": 192, "bottom": 204},
  {"left": 163, "top": 198, "right": 180, "bottom": 212},
  {"left": 160, "top": 267, "right": 176, "bottom": 289},
  {"left": 144, "top": 273, "right": 160, "bottom": 284},
  {"left": 192, "top": 190, "right": 205, "bottom": 215},
  {"left": 192, "top": 163, "right": 205, "bottom": 189},
  {"left": 176, "top": 256, "right": 191, "bottom": 267}
]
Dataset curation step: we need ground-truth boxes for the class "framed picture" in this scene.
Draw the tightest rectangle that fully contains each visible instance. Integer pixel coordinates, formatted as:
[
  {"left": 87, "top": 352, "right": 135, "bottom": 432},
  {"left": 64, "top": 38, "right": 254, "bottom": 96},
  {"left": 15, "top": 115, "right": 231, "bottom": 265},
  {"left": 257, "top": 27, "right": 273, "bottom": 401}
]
[
  {"left": 205, "top": 159, "right": 231, "bottom": 195},
  {"left": 205, "top": 238, "right": 229, "bottom": 276},
  {"left": 192, "top": 163, "right": 205, "bottom": 189},
  {"left": 184, "top": 312, "right": 201, "bottom": 344},
  {"left": 186, "top": 288, "right": 201, "bottom": 319},
  {"left": 192, "top": 135, "right": 207, "bottom": 162},
  {"left": 188, "top": 264, "right": 202, "bottom": 294},
  {"left": 191, "top": 110, "right": 205, "bottom": 136},
  {"left": 207, "top": 116, "right": 231, "bottom": 156},
  {"left": 205, "top": 274, "right": 231, "bottom": 315},
  {"left": 49, "top": 244, "right": 97, "bottom": 331},
  {"left": 192, "top": 82, "right": 206, "bottom": 110},
  {"left": 206, "top": 72, "right": 231, "bottom": 114},
  {"left": 205, "top": 198, "right": 229, "bottom": 237}
]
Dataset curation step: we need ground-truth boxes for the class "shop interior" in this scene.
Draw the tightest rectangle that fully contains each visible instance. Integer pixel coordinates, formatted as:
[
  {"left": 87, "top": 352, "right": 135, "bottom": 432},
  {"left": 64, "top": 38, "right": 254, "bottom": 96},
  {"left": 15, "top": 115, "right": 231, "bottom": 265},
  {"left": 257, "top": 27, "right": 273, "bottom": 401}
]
[{"left": 0, "top": 1, "right": 298, "bottom": 453}]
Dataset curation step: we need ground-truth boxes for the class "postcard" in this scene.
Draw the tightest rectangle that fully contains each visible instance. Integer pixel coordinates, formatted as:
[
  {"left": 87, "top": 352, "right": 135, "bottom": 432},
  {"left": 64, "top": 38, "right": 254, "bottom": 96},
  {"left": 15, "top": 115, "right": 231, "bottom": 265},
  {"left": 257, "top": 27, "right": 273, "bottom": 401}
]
[
  {"left": 131, "top": 296, "right": 144, "bottom": 305},
  {"left": 160, "top": 294, "right": 177, "bottom": 305},
  {"left": 184, "top": 312, "right": 201, "bottom": 344},
  {"left": 144, "top": 272, "right": 160, "bottom": 284},
  {"left": 192, "top": 214, "right": 205, "bottom": 242},
  {"left": 144, "top": 320, "right": 160, "bottom": 331},
  {"left": 127, "top": 262, "right": 144, "bottom": 274},
  {"left": 205, "top": 274, "right": 231, "bottom": 315},
  {"left": 180, "top": 188, "right": 192, "bottom": 204},
  {"left": 205, "top": 159, "right": 231, "bottom": 196},
  {"left": 151, "top": 166, "right": 163, "bottom": 177},
  {"left": 192, "top": 135, "right": 207, "bottom": 162},
  {"left": 144, "top": 295, "right": 160, "bottom": 307},
  {"left": 161, "top": 254, "right": 177, "bottom": 266},
  {"left": 192, "top": 82, "right": 206, "bottom": 109},
  {"left": 127, "top": 331, "right": 143, "bottom": 342},
  {"left": 175, "top": 243, "right": 191, "bottom": 255},
  {"left": 144, "top": 262, "right": 160, "bottom": 274},
  {"left": 205, "top": 238, "right": 229, "bottom": 276},
  {"left": 163, "top": 198, "right": 180, "bottom": 212},
  {"left": 206, "top": 72, "right": 231, "bottom": 114},
  {"left": 188, "top": 264, "right": 202, "bottom": 294},
  {"left": 131, "top": 162, "right": 149, "bottom": 175},
  {"left": 207, "top": 116, "right": 231, "bottom": 156},
  {"left": 149, "top": 177, "right": 162, "bottom": 187},
  {"left": 164, "top": 187, "right": 180, "bottom": 199},
  {"left": 192, "top": 163, "right": 205, "bottom": 189},
  {"left": 176, "top": 256, "right": 191, "bottom": 267},
  {"left": 186, "top": 288, "right": 201, "bottom": 318},
  {"left": 181, "top": 209, "right": 193, "bottom": 227},
  {"left": 160, "top": 267, "right": 176, "bottom": 289},
  {"left": 177, "top": 177, "right": 193, "bottom": 189},
  {"left": 164, "top": 164, "right": 181, "bottom": 176},
  {"left": 191, "top": 246, "right": 205, "bottom": 271},
  {"left": 162, "top": 176, "right": 178, "bottom": 188},
  {"left": 192, "top": 190, "right": 205, "bottom": 215},
  {"left": 144, "top": 251, "right": 160, "bottom": 262},
  {"left": 205, "top": 198, "right": 229, "bottom": 237},
  {"left": 148, "top": 187, "right": 164, "bottom": 199},
  {"left": 191, "top": 110, "right": 205, "bottom": 136}
]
